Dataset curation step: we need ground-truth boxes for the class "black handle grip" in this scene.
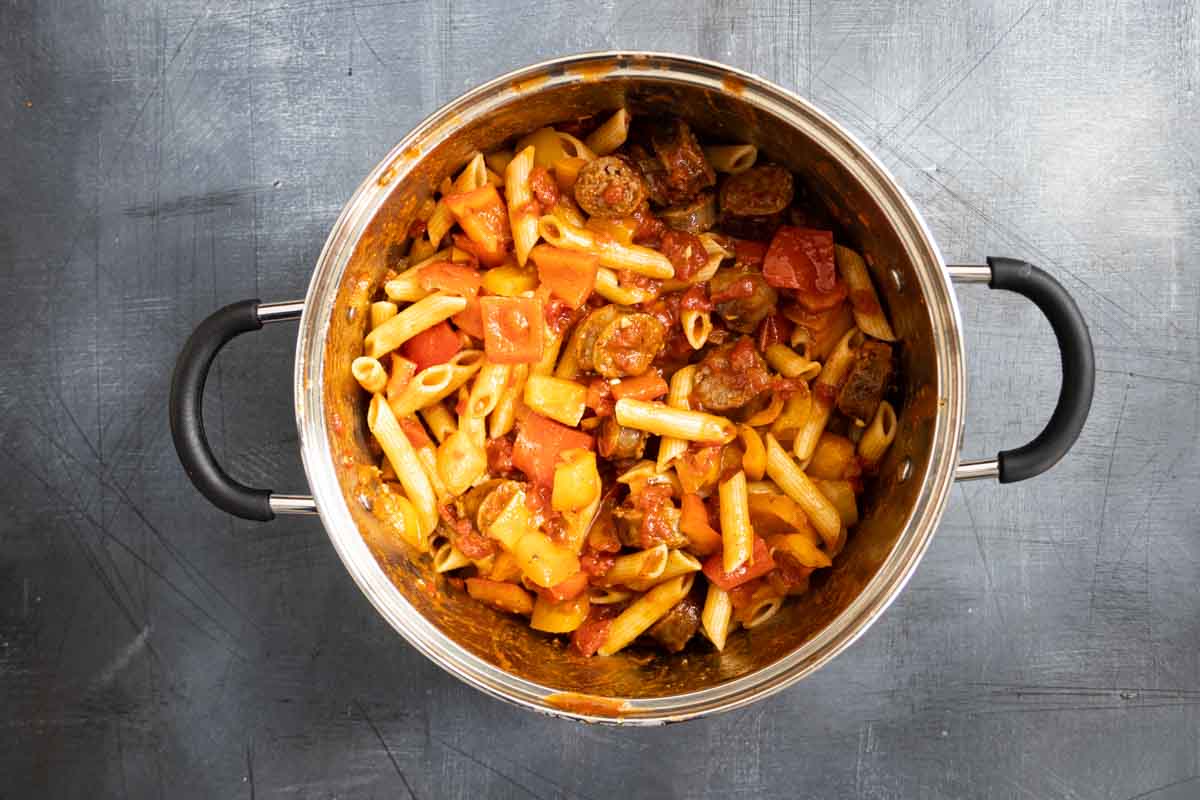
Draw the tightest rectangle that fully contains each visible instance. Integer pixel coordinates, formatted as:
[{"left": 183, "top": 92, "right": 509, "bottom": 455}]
[
  {"left": 985, "top": 257, "right": 1095, "bottom": 483},
  {"left": 169, "top": 300, "right": 275, "bottom": 520}
]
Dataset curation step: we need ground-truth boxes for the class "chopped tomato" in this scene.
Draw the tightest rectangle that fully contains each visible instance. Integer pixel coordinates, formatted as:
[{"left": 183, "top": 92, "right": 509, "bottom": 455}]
[
  {"left": 679, "top": 493, "right": 723, "bottom": 556},
  {"left": 479, "top": 296, "right": 545, "bottom": 364},
  {"left": 610, "top": 371, "right": 669, "bottom": 402},
  {"left": 763, "top": 226, "right": 848, "bottom": 311},
  {"left": 401, "top": 320, "right": 461, "bottom": 372},
  {"left": 444, "top": 185, "right": 512, "bottom": 266},
  {"left": 585, "top": 377, "right": 615, "bottom": 417},
  {"left": 530, "top": 244, "right": 598, "bottom": 309},
  {"left": 452, "top": 292, "right": 484, "bottom": 339},
  {"left": 702, "top": 536, "right": 776, "bottom": 590},
  {"left": 571, "top": 613, "right": 614, "bottom": 657},
  {"left": 733, "top": 238, "right": 767, "bottom": 270},
  {"left": 580, "top": 549, "right": 616, "bottom": 577},
  {"left": 386, "top": 354, "right": 417, "bottom": 402},
  {"left": 659, "top": 229, "right": 707, "bottom": 281},
  {"left": 679, "top": 284, "right": 713, "bottom": 312},
  {"left": 511, "top": 411, "right": 594, "bottom": 486},
  {"left": 399, "top": 417, "right": 433, "bottom": 449},
  {"left": 529, "top": 166, "right": 560, "bottom": 209},
  {"left": 540, "top": 571, "right": 588, "bottom": 603},
  {"left": 756, "top": 311, "right": 793, "bottom": 351},
  {"left": 417, "top": 261, "right": 483, "bottom": 295}
]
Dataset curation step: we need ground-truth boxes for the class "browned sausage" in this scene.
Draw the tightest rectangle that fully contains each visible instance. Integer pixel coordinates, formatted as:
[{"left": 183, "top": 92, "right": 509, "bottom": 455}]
[
  {"left": 650, "top": 120, "right": 715, "bottom": 202},
  {"left": 708, "top": 268, "right": 778, "bottom": 333},
  {"left": 592, "top": 312, "right": 667, "bottom": 378},
  {"left": 573, "top": 156, "right": 647, "bottom": 218},
  {"left": 836, "top": 340, "right": 893, "bottom": 424},
  {"left": 692, "top": 338, "right": 774, "bottom": 412},
  {"left": 719, "top": 165, "right": 794, "bottom": 240},
  {"left": 597, "top": 417, "right": 648, "bottom": 460},
  {"left": 659, "top": 191, "right": 717, "bottom": 234},
  {"left": 646, "top": 594, "right": 701, "bottom": 652},
  {"left": 572, "top": 305, "right": 625, "bottom": 373}
]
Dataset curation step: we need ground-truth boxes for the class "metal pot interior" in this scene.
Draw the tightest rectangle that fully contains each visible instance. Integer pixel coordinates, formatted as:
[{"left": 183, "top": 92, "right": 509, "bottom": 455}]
[{"left": 308, "top": 55, "right": 959, "bottom": 713}]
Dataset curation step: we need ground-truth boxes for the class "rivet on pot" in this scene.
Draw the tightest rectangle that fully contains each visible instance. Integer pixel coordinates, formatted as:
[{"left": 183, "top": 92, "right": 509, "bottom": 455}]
[
  {"left": 890, "top": 268, "right": 905, "bottom": 294},
  {"left": 897, "top": 456, "right": 913, "bottom": 483}
]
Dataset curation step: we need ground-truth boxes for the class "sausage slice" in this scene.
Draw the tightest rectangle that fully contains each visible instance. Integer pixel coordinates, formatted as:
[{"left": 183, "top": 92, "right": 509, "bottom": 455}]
[
  {"left": 592, "top": 313, "right": 666, "bottom": 378},
  {"left": 573, "top": 156, "right": 647, "bottom": 218}
]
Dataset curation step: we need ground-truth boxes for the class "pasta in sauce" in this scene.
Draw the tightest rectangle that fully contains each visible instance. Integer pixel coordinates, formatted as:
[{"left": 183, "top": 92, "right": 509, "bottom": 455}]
[{"left": 355, "top": 109, "right": 899, "bottom": 657}]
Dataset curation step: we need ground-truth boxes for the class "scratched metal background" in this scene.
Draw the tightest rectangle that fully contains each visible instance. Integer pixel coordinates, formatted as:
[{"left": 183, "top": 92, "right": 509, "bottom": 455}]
[{"left": 2, "top": 0, "right": 1198, "bottom": 797}]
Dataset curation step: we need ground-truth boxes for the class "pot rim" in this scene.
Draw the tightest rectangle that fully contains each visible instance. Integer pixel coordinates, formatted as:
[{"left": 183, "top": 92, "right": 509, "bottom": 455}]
[{"left": 293, "top": 51, "right": 965, "bottom": 724}]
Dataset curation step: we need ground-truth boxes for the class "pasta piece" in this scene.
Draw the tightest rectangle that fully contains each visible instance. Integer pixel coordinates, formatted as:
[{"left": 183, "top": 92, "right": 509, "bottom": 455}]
[
  {"left": 489, "top": 363, "right": 528, "bottom": 438},
  {"left": 768, "top": 533, "right": 832, "bottom": 568},
  {"left": 547, "top": 194, "right": 587, "bottom": 227},
  {"left": 656, "top": 366, "right": 696, "bottom": 473},
  {"left": 764, "top": 434, "right": 842, "bottom": 548},
  {"left": 419, "top": 402, "right": 457, "bottom": 443},
  {"left": 367, "top": 394, "right": 438, "bottom": 541},
  {"left": 589, "top": 587, "right": 633, "bottom": 605},
  {"left": 552, "top": 449, "right": 601, "bottom": 512},
  {"left": 465, "top": 361, "right": 512, "bottom": 419},
  {"left": 597, "top": 574, "right": 694, "bottom": 657},
  {"left": 719, "top": 470, "right": 754, "bottom": 573},
  {"left": 769, "top": 386, "right": 812, "bottom": 444},
  {"left": 415, "top": 443, "right": 450, "bottom": 503},
  {"left": 858, "top": 400, "right": 898, "bottom": 466},
  {"left": 738, "top": 425, "right": 766, "bottom": 481},
  {"left": 538, "top": 216, "right": 674, "bottom": 280},
  {"left": 701, "top": 584, "right": 733, "bottom": 651},
  {"left": 835, "top": 245, "right": 896, "bottom": 341},
  {"left": 351, "top": 356, "right": 387, "bottom": 394},
  {"left": 370, "top": 301, "right": 398, "bottom": 330},
  {"left": 792, "top": 328, "right": 858, "bottom": 462},
  {"left": 504, "top": 146, "right": 539, "bottom": 265},
  {"left": 680, "top": 309, "right": 712, "bottom": 350},
  {"left": 742, "top": 596, "right": 783, "bottom": 629},
  {"left": 531, "top": 594, "right": 590, "bottom": 633},
  {"left": 615, "top": 398, "right": 737, "bottom": 444},
  {"left": 433, "top": 541, "right": 472, "bottom": 573},
  {"left": 465, "top": 578, "right": 533, "bottom": 616},
  {"left": 593, "top": 267, "right": 659, "bottom": 305},
  {"left": 584, "top": 108, "right": 630, "bottom": 156},
  {"left": 552, "top": 156, "right": 587, "bottom": 192},
  {"left": 515, "top": 126, "right": 596, "bottom": 169},
  {"left": 454, "top": 152, "right": 487, "bottom": 193},
  {"left": 624, "top": 549, "right": 702, "bottom": 592},
  {"left": 692, "top": 232, "right": 732, "bottom": 285},
  {"left": 388, "top": 349, "right": 484, "bottom": 416},
  {"left": 764, "top": 343, "right": 822, "bottom": 381},
  {"left": 598, "top": 544, "right": 669, "bottom": 587},
  {"left": 363, "top": 293, "right": 467, "bottom": 359},
  {"left": 458, "top": 401, "right": 486, "bottom": 450},
  {"left": 426, "top": 199, "right": 454, "bottom": 247},
  {"left": 703, "top": 144, "right": 757, "bottom": 174},
  {"left": 436, "top": 430, "right": 487, "bottom": 497},
  {"left": 523, "top": 374, "right": 587, "bottom": 426},
  {"left": 812, "top": 479, "right": 859, "bottom": 527}
]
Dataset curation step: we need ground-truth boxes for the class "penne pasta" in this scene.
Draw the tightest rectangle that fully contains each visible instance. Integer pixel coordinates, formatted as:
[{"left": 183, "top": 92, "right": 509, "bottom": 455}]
[
  {"left": 742, "top": 596, "right": 783, "bottom": 629},
  {"left": 858, "top": 400, "right": 898, "bottom": 466},
  {"left": 367, "top": 394, "right": 438, "bottom": 542},
  {"left": 584, "top": 108, "right": 630, "bottom": 156},
  {"left": 489, "top": 363, "right": 528, "bottom": 438},
  {"left": 764, "top": 434, "right": 842, "bottom": 548},
  {"left": 370, "top": 301, "right": 398, "bottom": 330},
  {"left": 719, "top": 470, "right": 754, "bottom": 573},
  {"left": 505, "top": 146, "right": 540, "bottom": 265},
  {"left": 764, "top": 343, "right": 822, "bottom": 381},
  {"left": 680, "top": 309, "right": 713, "bottom": 350},
  {"left": 523, "top": 374, "right": 587, "bottom": 426},
  {"left": 351, "top": 356, "right": 388, "bottom": 394},
  {"left": 426, "top": 199, "right": 454, "bottom": 247},
  {"left": 436, "top": 430, "right": 487, "bottom": 497},
  {"left": 388, "top": 349, "right": 484, "bottom": 417},
  {"left": 703, "top": 144, "right": 758, "bottom": 174},
  {"left": 363, "top": 293, "right": 467, "bottom": 359},
  {"left": 812, "top": 479, "right": 859, "bottom": 528},
  {"left": 615, "top": 398, "right": 737, "bottom": 444},
  {"left": 656, "top": 365, "right": 696, "bottom": 473},
  {"left": 433, "top": 541, "right": 472, "bottom": 573},
  {"left": 624, "top": 549, "right": 702, "bottom": 592},
  {"left": 593, "top": 266, "right": 659, "bottom": 305},
  {"left": 597, "top": 575, "right": 694, "bottom": 656},
  {"left": 836, "top": 245, "right": 896, "bottom": 342},
  {"left": 419, "top": 401, "right": 457, "bottom": 443},
  {"left": 599, "top": 543, "right": 669, "bottom": 587},
  {"left": 465, "top": 361, "right": 512, "bottom": 419},
  {"left": 484, "top": 149, "right": 515, "bottom": 176},
  {"left": 701, "top": 584, "right": 733, "bottom": 650},
  {"left": 793, "top": 328, "right": 858, "bottom": 462},
  {"left": 454, "top": 152, "right": 487, "bottom": 193},
  {"left": 538, "top": 216, "right": 674, "bottom": 280},
  {"left": 589, "top": 587, "right": 633, "bottom": 605}
]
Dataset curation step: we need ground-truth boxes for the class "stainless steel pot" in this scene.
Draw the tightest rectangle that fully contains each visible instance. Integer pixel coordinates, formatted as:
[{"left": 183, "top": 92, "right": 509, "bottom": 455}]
[{"left": 170, "top": 53, "right": 1094, "bottom": 724}]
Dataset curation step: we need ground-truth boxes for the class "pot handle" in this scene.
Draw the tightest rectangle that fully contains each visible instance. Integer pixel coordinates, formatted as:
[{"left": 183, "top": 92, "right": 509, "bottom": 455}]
[
  {"left": 169, "top": 299, "right": 318, "bottom": 520},
  {"left": 950, "top": 258, "right": 1095, "bottom": 482}
]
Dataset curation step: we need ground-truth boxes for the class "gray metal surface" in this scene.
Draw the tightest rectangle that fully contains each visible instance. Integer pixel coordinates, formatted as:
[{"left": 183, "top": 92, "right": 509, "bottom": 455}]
[{"left": 1, "top": 1, "right": 1196, "bottom": 797}]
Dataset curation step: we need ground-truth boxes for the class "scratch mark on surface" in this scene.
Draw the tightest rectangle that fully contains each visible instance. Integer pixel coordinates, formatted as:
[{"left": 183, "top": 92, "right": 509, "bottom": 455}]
[
  {"left": 246, "top": 741, "right": 256, "bottom": 800},
  {"left": 93, "top": 625, "right": 152, "bottom": 687},
  {"left": 355, "top": 700, "right": 418, "bottom": 800},
  {"left": 1088, "top": 382, "right": 1130, "bottom": 624},
  {"left": 1123, "top": 774, "right": 1200, "bottom": 800},
  {"left": 352, "top": 6, "right": 388, "bottom": 68},
  {"left": 431, "top": 734, "right": 548, "bottom": 800}
]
